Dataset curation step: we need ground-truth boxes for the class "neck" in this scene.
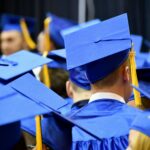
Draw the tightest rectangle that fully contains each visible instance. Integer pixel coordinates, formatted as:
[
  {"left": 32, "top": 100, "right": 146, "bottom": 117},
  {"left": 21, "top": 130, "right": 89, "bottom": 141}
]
[
  {"left": 73, "top": 91, "right": 92, "bottom": 103},
  {"left": 91, "top": 85, "right": 125, "bottom": 100}
]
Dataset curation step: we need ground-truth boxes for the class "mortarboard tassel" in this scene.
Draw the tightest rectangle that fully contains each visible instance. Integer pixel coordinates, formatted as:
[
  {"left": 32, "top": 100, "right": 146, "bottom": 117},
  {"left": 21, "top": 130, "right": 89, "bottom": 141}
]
[
  {"left": 35, "top": 116, "right": 42, "bottom": 150},
  {"left": 129, "top": 45, "right": 142, "bottom": 108},
  {"left": 20, "top": 18, "right": 36, "bottom": 50},
  {"left": 40, "top": 17, "right": 52, "bottom": 88},
  {"left": 35, "top": 17, "right": 52, "bottom": 150}
]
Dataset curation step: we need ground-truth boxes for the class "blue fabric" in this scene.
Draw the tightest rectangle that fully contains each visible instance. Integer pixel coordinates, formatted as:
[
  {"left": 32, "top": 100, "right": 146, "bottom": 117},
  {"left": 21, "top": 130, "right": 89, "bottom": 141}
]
[
  {"left": 64, "top": 13, "right": 131, "bottom": 70},
  {"left": 47, "top": 13, "right": 77, "bottom": 47},
  {"left": 61, "top": 19, "right": 101, "bottom": 37},
  {"left": 47, "top": 49, "right": 67, "bottom": 70},
  {"left": 128, "top": 81, "right": 149, "bottom": 101},
  {"left": 69, "top": 66, "right": 91, "bottom": 90},
  {"left": 0, "top": 50, "right": 52, "bottom": 80},
  {"left": 131, "top": 34, "right": 143, "bottom": 54},
  {"left": 1, "top": 14, "right": 35, "bottom": 33},
  {"left": 21, "top": 99, "right": 89, "bottom": 149},
  {"left": 131, "top": 110, "right": 150, "bottom": 136},
  {"left": 70, "top": 99, "right": 142, "bottom": 150},
  {"left": 85, "top": 49, "right": 129, "bottom": 83},
  {"left": 0, "top": 121, "right": 21, "bottom": 150},
  {"left": 48, "top": 49, "right": 91, "bottom": 90},
  {"left": 132, "top": 84, "right": 150, "bottom": 100}
]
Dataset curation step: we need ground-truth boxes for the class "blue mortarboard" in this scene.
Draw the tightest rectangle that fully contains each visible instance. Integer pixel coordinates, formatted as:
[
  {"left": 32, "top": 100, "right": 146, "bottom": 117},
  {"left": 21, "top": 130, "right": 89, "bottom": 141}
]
[
  {"left": 0, "top": 50, "right": 52, "bottom": 80},
  {"left": 1, "top": 14, "right": 35, "bottom": 33},
  {"left": 47, "top": 49, "right": 67, "bottom": 70},
  {"left": 131, "top": 34, "right": 143, "bottom": 54},
  {"left": 47, "top": 13, "right": 77, "bottom": 47},
  {"left": 61, "top": 19, "right": 101, "bottom": 37},
  {"left": 64, "top": 13, "right": 132, "bottom": 83},
  {"left": 0, "top": 73, "right": 70, "bottom": 149},
  {"left": 136, "top": 53, "right": 147, "bottom": 69},
  {"left": 131, "top": 111, "right": 150, "bottom": 137},
  {"left": 129, "top": 81, "right": 150, "bottom": 100},
  {"left": 132, "top": 84, "right": 150, "bottom": 100},
  {"left": 48, "top": 49, "right": 91, "bottom": 90}
]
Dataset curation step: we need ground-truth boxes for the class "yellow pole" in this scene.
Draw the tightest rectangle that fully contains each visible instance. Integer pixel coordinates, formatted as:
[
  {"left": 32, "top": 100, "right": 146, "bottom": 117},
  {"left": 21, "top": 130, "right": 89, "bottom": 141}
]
[
  {"left": 20, "top": 18, "right": 36, "bottom": 50},
  {"left": 129, "top": 45, "right": 142, "bottom": 108}
]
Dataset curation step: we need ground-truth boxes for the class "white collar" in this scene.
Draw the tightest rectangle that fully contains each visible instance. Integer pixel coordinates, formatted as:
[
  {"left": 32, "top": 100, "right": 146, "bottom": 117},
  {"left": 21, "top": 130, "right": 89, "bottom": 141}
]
[{"left": 89, "top": 92, "right": 125, "bottom": 103}]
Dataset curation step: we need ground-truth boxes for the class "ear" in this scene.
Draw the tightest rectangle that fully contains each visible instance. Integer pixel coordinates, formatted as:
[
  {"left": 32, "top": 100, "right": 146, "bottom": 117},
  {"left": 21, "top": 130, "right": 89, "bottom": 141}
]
[
  {"left": 66, "top": 80, "right": 74, "bottom": 99},
  {"left": 123, "top": 66, "right": 130, "bottom": 82}
]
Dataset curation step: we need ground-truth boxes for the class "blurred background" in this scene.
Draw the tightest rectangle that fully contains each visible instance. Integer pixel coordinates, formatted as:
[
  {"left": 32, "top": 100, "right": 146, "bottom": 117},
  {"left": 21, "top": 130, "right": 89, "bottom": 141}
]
[{"left": 0, "top": 0, "right": 150, "bottom": 51}]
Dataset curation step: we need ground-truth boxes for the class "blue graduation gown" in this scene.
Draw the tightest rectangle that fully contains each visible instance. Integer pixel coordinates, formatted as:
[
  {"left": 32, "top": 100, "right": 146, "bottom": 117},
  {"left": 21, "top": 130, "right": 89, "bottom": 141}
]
[
  {"left": 70, "top": 99, "right": 142, "bottom": 150},
  {"left": 21, "top": 99, "right": 88, "bottom": 149}
]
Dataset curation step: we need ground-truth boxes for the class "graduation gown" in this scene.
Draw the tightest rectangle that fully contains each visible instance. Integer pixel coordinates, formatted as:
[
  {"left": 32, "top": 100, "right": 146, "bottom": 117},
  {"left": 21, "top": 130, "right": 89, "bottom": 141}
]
[
  {"left": 21, "top": 99, "right": 88, "bottom": 150},
  {"left": 70, "top": 99, "right": 142, "bottom": 150}
]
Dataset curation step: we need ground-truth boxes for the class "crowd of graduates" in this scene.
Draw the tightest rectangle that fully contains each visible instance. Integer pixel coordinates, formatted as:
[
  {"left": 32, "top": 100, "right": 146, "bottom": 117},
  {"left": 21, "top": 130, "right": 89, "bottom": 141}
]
[{"left": 0, "top": 12, "right": 150, "bottom": 150}]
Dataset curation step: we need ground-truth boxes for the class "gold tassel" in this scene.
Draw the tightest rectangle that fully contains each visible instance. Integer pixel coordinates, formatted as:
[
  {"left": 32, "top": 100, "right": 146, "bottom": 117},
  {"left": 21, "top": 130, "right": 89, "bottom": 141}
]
[
  {"left": 129, "top": 46, "right": 142, "bottom": 108},
  {"left": 43, "top": 17, "right": 52, "bottom": 52},
  {"left": 20, "top": 18, "right": 36, "bottom": 50},
  {"left": 40, "top": 17, "right": 52, "bottom": 88},
  {"left": 35, "top": 116, "right": 42, "bottom": 150}
]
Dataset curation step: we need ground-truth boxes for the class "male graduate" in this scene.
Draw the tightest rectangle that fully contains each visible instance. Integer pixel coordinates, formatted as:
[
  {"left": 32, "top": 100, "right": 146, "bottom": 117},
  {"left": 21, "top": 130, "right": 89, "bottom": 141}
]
[
  {"left": 0, "top": 14, "right": 36, "bottom": 56},
  {"left": 63, "top": 13, "right": 142, "bottom": 149}
]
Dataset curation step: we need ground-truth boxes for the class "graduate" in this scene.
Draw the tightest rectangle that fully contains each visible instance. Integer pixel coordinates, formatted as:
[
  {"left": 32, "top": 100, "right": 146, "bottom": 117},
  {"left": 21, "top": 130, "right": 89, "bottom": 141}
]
[
  {"left": 63, "top": 13, "right": 142, "bottom": 149},
  {"left": 0, "top": 14, "right": 36, "bottom": 56}
]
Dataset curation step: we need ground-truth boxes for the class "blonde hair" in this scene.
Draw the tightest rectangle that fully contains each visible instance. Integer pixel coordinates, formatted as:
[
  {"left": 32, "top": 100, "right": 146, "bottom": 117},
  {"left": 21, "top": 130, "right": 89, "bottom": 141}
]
[{"left": 131, "top": 131, "right": 150, "bottom": 150}]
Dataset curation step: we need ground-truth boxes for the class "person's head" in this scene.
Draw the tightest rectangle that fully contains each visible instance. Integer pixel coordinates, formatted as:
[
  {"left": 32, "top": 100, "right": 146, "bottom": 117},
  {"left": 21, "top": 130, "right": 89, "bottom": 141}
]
[
  {"left": 66, "top": 66, "right": 92, "bottom": 102},
  {"left": 88, "top": 54, "right": 132, "bottom": 102},
  {"left": 0, "top": 14, "right": 36, "bottom": 56},
  {"left": 128, "top": 112, "right": 150, "bottom": 150},
  {"left": 37, "top": 31, "right": 56, "bottom": 53},
  {"left": 45, "top": 13, "right": 77, "bottom": 49},
  {"left": 47, "top": 68, "right": 69, "bottom": 98},
  {"left": 0, "top": 30, "right": 28, "bottom": 55}
]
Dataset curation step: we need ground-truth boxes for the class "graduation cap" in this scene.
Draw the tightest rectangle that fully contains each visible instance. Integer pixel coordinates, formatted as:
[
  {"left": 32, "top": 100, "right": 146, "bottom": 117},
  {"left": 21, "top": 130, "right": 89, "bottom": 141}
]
[
  {"left": 64, "top": 13, "right": 132, "bottom": 83},
  {"left": 48, "top": 49, "right": 91, "bottom": 90},
  {"left": 61, "top": 19, "right": 101, "bottom": 37},
  {"left": 47, "top": 49, "right": 67, "bottom": 70},
  {"left": 131, "top": 111, "right": 150, "bottom": 137},
  {"left": 0, "top": 73, "right": 101, "bottom": 149},
  {"left": 0, "top": 50, "right": 52, "bottom": 81},
  {"left": 1, "top": 14, "right": 36, "bottom": 49},
  {"left": 0, "top": 73, "right": 70, "bottom": 150},
  {"left": 131, "top": 34, "right": 143, "bottom": 54},
  {"left": 132, "top": 84, "right": 150, "bottom": 99},
  {"left": 47, "top": 12, "right": 77, "bottom": 47},
  {"left": 129, "top": 81, "right": 150, "bottom": 101}
]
